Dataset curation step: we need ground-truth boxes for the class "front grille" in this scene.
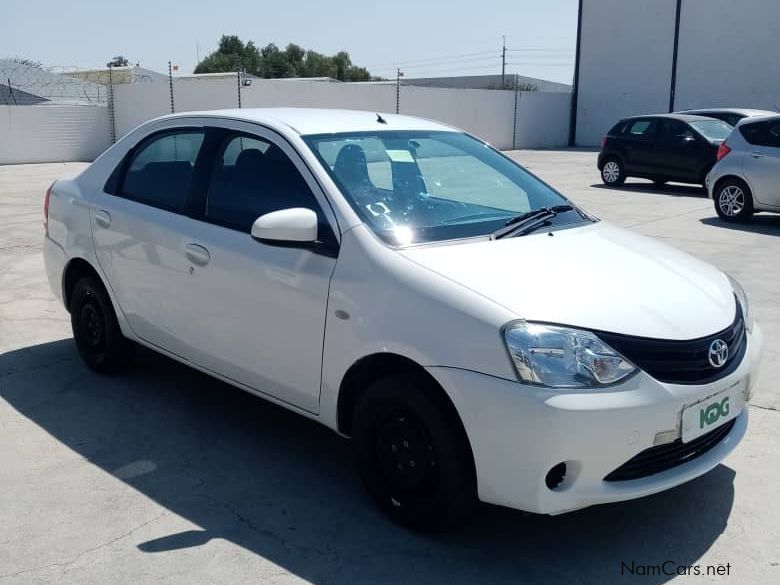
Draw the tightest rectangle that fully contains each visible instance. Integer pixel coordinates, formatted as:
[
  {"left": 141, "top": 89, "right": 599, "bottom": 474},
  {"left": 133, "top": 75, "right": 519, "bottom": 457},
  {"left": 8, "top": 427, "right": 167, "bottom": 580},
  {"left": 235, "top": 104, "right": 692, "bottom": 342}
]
[
  {"left": 604, "top": 419, "right": 735, "bottom": 482},
  {"left": 596, "top": 303, "right": 745, "bottom": 385}
]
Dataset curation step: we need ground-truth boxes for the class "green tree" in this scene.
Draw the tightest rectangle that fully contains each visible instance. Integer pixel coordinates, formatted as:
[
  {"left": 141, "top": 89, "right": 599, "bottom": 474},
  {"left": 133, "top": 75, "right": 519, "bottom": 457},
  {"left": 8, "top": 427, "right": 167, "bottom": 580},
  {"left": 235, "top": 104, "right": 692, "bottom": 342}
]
[
  {"left": 194, "top": 35, "right": 373, "bottom": 81},
  {"left": 194, "top": 35, "right": 262, "bottom": 75}
]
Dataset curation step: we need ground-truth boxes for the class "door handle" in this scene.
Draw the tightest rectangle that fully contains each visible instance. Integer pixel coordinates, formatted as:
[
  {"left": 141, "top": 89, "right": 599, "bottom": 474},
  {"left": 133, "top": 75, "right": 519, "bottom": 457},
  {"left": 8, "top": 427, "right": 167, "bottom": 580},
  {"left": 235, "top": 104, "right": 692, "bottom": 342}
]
[
  {"left": 751, "top": 152, "right": 764, "bottom": 159},
  {"left": 94, "top": 209, "right": 111, "bottom": 228},
  {"left": 185, "top": 243, "right": 211, "bottom": 266}
]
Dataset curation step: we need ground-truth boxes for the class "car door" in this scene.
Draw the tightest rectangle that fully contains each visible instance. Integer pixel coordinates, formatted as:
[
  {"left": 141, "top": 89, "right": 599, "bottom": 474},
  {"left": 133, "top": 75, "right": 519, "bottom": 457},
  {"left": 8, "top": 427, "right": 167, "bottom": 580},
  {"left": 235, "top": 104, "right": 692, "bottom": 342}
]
[
  {"left": 91, "top": 126, "right": 209, "bottom": 356},
  {"left": 622, "top": 118, "right": 658, "bottom": 174},
  {"left": 174, "top": 125, "right": 340, "bottom": 413},
  {"left": 741, "top": 120, "right": 780, "bottom": 207},
  {"left": 655, "top": 119, "right": 704, "bottom": 180}
]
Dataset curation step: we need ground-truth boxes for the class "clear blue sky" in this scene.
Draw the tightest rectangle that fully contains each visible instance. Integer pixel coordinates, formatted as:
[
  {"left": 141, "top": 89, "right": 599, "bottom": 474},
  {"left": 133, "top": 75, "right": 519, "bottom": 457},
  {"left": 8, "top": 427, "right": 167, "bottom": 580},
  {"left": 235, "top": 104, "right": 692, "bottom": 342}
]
[{"left": 2, "top": 0, "right": 578, "bottom": 83}]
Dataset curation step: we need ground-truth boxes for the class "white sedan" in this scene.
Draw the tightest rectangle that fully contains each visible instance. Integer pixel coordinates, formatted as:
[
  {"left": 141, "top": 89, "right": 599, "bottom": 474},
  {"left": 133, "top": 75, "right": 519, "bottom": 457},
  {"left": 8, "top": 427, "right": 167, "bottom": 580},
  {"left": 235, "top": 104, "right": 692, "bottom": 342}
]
[{"left": 43, "top": 108, "right": 762, "bottom": 530}]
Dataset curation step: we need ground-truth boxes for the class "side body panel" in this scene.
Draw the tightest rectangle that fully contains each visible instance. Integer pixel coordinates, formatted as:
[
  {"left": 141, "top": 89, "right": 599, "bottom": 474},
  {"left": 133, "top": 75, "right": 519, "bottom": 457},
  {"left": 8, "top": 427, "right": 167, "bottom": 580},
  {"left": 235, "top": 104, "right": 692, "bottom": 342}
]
[{"left": 318, "top": 226, "right": 517, "bottom": 431}]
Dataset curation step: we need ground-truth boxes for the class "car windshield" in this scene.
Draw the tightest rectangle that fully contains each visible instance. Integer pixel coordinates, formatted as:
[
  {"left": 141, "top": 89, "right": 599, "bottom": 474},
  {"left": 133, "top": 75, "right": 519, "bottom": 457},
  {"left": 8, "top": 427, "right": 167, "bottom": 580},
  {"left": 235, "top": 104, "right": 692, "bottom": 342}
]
[
  {"left": 690, "top": 119, "right": 733, "bottom": 142},
  {"left": 303, "top": 130, "right": 587, "bottom": 245}
]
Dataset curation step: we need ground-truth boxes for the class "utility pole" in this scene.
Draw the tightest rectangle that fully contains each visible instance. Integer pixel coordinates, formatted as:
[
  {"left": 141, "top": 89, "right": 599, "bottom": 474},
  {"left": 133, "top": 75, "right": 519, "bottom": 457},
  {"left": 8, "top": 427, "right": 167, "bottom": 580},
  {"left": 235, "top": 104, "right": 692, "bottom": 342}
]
[
  {"left": 396, "top": 68, "right": 403, "bottom": 114},
  {"left": 501, "top": 35, "right": 507, "bottom": 88}
]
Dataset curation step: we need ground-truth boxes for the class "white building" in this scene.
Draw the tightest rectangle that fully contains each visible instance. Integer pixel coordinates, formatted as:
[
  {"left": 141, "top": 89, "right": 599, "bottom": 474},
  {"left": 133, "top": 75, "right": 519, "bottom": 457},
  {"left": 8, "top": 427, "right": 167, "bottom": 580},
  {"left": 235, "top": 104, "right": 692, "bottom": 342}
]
[{"left": 572, "top": 0, "right": 780, "bottom": 145}]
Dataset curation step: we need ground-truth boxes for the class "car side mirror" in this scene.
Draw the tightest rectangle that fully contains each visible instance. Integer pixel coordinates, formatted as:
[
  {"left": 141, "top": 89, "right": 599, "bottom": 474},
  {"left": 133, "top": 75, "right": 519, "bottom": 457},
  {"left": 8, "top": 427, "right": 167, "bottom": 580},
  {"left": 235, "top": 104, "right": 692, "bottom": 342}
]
[{"left": 251, "top": 208, "right": 318, "bottom": 243}]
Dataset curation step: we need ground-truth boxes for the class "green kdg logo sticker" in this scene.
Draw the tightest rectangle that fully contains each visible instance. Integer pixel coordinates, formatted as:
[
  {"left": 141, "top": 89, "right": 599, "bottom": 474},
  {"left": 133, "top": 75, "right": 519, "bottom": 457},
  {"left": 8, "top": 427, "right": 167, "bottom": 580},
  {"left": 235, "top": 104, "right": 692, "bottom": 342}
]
[{"left": 700, "top": 397, "right": 729, "bottom": 429}]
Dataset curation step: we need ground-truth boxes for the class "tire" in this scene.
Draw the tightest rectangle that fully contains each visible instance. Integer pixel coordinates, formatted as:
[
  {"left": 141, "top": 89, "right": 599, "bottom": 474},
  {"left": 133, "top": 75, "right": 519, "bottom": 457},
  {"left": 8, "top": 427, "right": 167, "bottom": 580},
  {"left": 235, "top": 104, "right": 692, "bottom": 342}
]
[
  {"left": 714, "top": 178, "right": 754, "bottom": 223},
  {"left": 601, "top": 158, "right": 625, "bottom": 186},
  {"left": 352, "top": 374, "right": 476, "bottom": 531},
  {"left": 70, "top": 276, "right": 134, "bottom": 373}
]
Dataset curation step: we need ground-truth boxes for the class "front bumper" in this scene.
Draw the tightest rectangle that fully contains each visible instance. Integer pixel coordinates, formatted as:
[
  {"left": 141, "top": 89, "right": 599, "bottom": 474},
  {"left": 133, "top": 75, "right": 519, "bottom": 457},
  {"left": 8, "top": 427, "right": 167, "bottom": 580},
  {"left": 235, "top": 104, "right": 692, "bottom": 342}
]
[{"left": 426, "top": 324, "right": 762, "bottom": 515}]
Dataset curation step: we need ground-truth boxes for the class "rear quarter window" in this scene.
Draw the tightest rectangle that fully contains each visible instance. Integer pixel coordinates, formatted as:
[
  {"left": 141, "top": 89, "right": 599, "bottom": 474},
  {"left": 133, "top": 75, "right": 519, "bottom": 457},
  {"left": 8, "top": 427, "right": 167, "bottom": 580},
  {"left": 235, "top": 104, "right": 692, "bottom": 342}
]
[
  {"left": 740, "top": 122, "right": 768, "bottom": 146},
  {"left": 608, "top": 121, "right": 627, "bottom": 135},
  {"left": 740, "top": 120, "right": 780, "bottom": 147},
  {"left": 627, "top": 120, "right": 655, "bottom": 137}
]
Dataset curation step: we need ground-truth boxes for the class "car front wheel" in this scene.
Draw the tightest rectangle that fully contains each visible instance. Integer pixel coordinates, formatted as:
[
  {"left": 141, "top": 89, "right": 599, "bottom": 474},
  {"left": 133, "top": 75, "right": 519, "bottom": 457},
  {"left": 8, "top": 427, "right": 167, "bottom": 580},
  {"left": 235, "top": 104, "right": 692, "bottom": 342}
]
[
  {"left": 352, "top": 374, "right": 476, "bottom": 531},
  {"left": 601, "top": 158, "right": 625, "bottom": 186},
  {"left": 715, "top": 179, "right": 753, "bottom": 222},
  {"left": 71, "top": 276, "right": 133, "bottom": 373}
]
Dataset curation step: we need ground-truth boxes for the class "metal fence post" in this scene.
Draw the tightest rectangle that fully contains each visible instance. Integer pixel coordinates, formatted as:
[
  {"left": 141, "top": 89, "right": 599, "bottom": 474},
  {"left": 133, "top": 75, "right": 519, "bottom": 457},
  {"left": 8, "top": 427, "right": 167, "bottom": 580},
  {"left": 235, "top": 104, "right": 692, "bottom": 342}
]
[
  {"left": 168, "top": 61, "right": 175, "bottom": 113},
  {"left": 396, "top": 68, "right": 402, "bottom": 114},
  {"left": 107, "top": 65, "right": 116, "bottom": 143},
  {"left": 512, "top": 74, "right": 519, "bottom": 150},
  {"left": 237, "top": 70, "right": 242, "bottom": 108}
]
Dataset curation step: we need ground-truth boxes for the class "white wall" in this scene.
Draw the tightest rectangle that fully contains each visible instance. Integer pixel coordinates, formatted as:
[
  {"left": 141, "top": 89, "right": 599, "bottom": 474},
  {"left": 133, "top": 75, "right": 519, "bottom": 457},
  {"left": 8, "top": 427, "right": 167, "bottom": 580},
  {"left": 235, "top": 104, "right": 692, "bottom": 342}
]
[
  {"left": 674, "top": 0, "right": 780, "bottom": 111},
  {"left": 576, "top": 0, "right": 780, "bottom": 145},
  {"left": 0, "top": 105, "right": 111, "bottom": 164},
  {"left": 576, "top": 0, "right": 677, "bottom": 145},
  {"left": 114, "top": 78, "right": 571, "bottom": 150},
  {"left": 402, "top": 86, "right": 516, "bottom": 147},
  {"left": 515, "top": 91, "right": 572, "bottom": 148}
]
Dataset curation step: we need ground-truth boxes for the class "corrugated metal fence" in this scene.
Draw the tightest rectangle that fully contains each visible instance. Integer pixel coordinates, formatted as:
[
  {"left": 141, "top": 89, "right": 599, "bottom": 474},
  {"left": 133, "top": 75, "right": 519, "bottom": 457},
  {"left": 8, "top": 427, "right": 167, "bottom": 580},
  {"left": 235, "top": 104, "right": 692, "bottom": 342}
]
[{"left": 0, "top": 105, "right": 111, "bottom": 164}]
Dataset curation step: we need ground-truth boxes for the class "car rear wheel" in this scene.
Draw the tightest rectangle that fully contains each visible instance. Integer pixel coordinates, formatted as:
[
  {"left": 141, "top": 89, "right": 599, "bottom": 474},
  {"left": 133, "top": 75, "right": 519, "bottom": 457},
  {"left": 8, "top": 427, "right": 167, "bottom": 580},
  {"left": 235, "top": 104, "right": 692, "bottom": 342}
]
[
  {"left": 715, "top": 179, "right": 753, "bottom": 223},
  {"left": 352, "top": 374, "right": 476, "bottom": 531},
  {"left": 71, "top": 276, "right": 134, "bottom": 373},
  {"left": 601, "top": 158, "right": 625, "bottom": 186}
]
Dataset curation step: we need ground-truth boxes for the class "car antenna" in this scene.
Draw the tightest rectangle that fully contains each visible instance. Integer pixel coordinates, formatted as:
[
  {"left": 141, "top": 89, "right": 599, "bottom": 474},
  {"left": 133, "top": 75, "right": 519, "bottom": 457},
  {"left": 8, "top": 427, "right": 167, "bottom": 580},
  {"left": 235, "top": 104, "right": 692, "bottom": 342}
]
[{"left": 376, "top": 113, "right": 387, "bottom": 124}]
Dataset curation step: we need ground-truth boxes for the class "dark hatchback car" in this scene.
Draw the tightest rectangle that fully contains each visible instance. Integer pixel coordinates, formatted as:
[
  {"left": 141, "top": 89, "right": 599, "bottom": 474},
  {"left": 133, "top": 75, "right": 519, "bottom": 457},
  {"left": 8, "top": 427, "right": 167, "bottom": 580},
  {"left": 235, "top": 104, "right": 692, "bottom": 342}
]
[{"left": 598, "top": 114, "right": 733, "bottom": 187}]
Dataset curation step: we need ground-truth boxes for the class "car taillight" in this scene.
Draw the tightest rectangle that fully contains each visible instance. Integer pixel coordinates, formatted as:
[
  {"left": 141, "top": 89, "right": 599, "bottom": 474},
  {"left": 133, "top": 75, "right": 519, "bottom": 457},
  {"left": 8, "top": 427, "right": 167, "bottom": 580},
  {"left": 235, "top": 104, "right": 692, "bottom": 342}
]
[
  {"left": 44, "top": 183, "right": 53, "bottom": 236},
  {"left": 716, "top": 143, "right": 731, "bottom": 162},
  {"left": 601, "top": 136, "right": 607, "bottom": 149}
]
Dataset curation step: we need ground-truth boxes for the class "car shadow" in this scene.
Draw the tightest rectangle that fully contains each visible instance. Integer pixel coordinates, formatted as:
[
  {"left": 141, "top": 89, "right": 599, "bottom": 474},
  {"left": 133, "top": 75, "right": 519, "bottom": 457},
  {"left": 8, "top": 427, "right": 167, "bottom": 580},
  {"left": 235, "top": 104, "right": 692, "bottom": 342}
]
[
  {"left": 701, "top": 215, "right": 780, "bottom": 236},
  {"left": 591, "top": 182, "right": 707, "bottom": 198},
  {"left": 0, "top": 340, "right": 737, "bottom": 585}
]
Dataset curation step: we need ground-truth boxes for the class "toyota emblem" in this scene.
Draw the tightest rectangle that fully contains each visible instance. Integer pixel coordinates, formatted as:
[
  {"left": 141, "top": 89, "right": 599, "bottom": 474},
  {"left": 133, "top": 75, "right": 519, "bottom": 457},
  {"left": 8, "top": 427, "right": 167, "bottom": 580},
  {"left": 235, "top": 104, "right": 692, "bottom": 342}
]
[{"left": 708, "top": 339, "right": 729, "bottom": 368}]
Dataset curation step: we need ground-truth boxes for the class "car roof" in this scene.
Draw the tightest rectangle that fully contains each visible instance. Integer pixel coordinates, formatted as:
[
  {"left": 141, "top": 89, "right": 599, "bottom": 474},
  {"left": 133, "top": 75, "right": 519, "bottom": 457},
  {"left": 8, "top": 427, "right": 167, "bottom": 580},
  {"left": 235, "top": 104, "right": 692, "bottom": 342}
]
[
  {"left": 678, "top": 108, "right": 777, "bottom": 117},
  {"left": 155, "top": 107, "right": 458, "bottom": 136},
  {"left": 620, "top": 113, "right": 718, "bottom": 123},
  {"left": 735, "top": 113, "right": 780, "bottom": 126}
]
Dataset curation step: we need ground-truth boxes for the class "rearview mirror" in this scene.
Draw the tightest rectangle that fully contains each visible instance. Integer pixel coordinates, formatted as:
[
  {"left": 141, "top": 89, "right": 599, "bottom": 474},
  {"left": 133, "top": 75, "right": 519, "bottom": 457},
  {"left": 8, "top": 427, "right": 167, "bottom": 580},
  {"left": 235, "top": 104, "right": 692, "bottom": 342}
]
[{"left": 251, "top": 208, "right": 318, "bottom": 243}]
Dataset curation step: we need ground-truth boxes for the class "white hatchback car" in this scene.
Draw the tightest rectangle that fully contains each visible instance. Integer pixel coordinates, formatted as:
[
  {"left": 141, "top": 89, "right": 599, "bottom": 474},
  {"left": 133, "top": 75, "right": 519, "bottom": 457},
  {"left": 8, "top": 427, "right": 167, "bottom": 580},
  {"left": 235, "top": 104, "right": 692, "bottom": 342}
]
[{"left": 44, "top": 108, "right": 762, "bottom": 530}]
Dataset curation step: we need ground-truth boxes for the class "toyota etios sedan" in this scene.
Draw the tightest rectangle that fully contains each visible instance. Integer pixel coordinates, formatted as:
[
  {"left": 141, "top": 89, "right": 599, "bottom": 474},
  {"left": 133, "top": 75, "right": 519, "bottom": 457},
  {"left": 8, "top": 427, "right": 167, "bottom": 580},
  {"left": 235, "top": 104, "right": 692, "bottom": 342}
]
[{"left": 44, "top": 108, "right": 762, "bottom": 530}]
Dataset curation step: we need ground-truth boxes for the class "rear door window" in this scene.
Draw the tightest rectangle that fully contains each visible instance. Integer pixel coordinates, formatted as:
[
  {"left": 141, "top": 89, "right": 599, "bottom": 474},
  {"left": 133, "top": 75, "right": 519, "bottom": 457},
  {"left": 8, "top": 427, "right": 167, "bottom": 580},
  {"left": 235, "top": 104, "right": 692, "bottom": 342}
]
[
  {"left": 658, "top": 120, "right": 690, "bottom": 143},
  {"left": 120, "top": 130, "right": 205, "bottom": 212}
]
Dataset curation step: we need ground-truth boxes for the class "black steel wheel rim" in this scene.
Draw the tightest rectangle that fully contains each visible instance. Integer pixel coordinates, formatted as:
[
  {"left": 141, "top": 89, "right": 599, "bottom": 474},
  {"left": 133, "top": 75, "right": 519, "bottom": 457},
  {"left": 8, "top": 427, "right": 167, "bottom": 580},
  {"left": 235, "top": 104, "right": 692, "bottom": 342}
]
[
  {"left": 80, "top": 298, "right": 105, "bottom": 351},
  {"left": 374, "top": 409, "right": 438, "bottom": 494}
]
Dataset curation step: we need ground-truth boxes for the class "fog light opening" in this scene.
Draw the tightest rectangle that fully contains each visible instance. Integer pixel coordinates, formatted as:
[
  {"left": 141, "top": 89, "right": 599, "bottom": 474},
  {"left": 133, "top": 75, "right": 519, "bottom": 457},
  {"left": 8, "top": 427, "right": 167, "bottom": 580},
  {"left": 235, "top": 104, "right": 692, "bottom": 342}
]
[{"left": 545, "top": 462, "right": 567, "bottom": 491}]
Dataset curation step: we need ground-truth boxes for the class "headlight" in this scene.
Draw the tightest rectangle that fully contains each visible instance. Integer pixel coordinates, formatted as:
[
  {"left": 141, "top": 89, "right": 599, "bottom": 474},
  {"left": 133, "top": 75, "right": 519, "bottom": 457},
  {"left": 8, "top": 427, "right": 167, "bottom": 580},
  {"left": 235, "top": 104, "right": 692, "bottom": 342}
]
[
  {"left": 504, "top": 322, "right": 638, "bottom": 388},
  {"left": 726, "top": 274, "right": 753, "bottom": 332}
]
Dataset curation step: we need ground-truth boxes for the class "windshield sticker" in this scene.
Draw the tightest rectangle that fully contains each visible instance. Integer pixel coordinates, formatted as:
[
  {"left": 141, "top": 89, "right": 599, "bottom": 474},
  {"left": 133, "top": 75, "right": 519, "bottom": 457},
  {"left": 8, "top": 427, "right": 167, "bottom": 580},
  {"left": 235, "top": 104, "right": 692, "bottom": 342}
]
[{"left": 386, "top": 149, "right": 415, "bottom": 163}]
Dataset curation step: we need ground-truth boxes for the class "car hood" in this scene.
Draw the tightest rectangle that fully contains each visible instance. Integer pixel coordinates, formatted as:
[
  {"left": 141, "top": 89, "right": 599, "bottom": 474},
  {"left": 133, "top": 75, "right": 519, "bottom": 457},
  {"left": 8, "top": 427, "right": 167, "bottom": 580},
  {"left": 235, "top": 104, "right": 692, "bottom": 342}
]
[{"left": 400, "top": 221, "right": 736, "bottom": 340}]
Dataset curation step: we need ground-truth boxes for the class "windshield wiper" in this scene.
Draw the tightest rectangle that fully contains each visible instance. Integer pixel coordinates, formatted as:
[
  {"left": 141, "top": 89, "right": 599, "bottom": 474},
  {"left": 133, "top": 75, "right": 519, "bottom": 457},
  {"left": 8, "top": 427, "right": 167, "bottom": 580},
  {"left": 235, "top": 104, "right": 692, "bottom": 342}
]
[{"left": 491, "top": 204, "right": 573, "bottom": 240}]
